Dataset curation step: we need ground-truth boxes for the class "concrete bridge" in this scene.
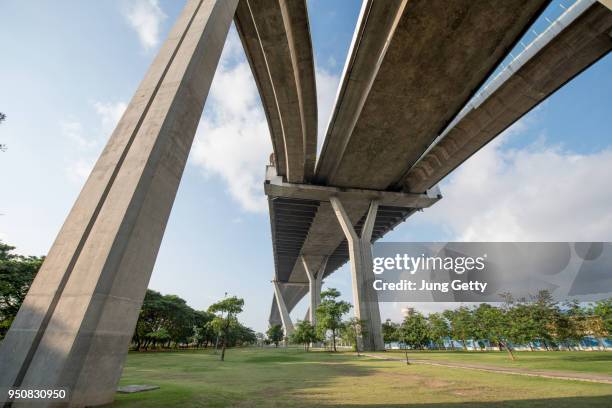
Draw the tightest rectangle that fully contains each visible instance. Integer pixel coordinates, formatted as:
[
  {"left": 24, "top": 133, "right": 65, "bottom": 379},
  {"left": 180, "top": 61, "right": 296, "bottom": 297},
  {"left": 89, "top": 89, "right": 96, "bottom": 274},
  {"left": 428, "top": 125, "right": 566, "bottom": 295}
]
[
  {"left": 1, "top": 0, "right": 610, "bottom": 405},
  {"left": 267, "top": 0, "right": 612, "bottom": 351}
]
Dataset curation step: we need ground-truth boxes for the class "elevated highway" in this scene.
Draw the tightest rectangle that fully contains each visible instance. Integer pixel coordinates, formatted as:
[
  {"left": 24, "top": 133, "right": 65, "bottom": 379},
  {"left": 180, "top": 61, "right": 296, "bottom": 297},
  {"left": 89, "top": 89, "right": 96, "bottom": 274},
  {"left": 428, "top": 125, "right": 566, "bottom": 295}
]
[
  {"left": 314, "top": 0, "right": 550, "bottom": 190},
  {"left": 235, "top": 0, "right": 318, "bottom": 183},
  {"left": 266, "top": 0, "right": 612, "bottom": 350},
  {"left": 403, "top": 0, "right": 612, "bottom": 193}
]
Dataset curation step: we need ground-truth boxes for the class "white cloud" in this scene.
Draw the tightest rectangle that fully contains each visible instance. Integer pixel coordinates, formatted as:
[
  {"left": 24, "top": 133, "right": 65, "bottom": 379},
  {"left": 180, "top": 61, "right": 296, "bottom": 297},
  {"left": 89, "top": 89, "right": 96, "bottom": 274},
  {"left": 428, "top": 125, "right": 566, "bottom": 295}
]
[
  {"left": 190, "top": 32, "right": 342, "bottom": 212},
  {"left": 418, "top": 119, "right": 612, "bottom": 242},
  {"left": 381, "top": 115, "right": 612, "bottom": 321},
  {"left": 190, "top": 28, "right": 271, "bottom": 213},
  {"left": 60, "top": 120, "right": 96, "bottom": 150},
  {"left": 123, "top": 0, "right": 167, "bottom": 51}
]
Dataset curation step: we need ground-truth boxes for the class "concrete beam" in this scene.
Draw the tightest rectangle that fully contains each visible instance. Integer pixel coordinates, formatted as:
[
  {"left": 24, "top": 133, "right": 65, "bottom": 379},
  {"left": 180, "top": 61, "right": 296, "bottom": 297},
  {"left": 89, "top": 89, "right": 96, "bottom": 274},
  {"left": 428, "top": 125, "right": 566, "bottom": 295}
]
[
  {"left": 266, "top": 165, "right": 441, "bottom": 208},
  {"left": 0, "top": 1, "right": 237, "bottom": 405},
  {"left": 302, "top": 255, "right": 327, "bottom": 325},
  {"left": 315, "top": 0, "right": 407, "bottom": 185},
  {"left": 268, "top": 284, "right": 308, "bottom": 328},
  {"left": 234, "top": 0, "right": 317, "bottom": 183},
  {"left": 315, "top": 0, "right": 550, "bottom": 190},
  {"left": 272, "top": 281, "right": 294, "bottom": 338},
  {"left": 274, "top": 281, "right": 309, "bottom": 287},
  {"left": 330, "top": 197, "right": 384, "bottom": 351},
  {"left": 599, "top": 0, "right": 612, "bottom": 11},
  {"left": 402, "top": 0, "right": 612, "bottom": 193}
]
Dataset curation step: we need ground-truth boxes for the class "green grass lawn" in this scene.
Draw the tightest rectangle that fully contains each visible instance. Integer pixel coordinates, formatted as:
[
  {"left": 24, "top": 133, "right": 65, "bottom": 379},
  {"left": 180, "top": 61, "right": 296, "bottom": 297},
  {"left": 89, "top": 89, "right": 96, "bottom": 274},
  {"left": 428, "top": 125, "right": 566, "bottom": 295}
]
[
  {"left": 113, "top": 347, "right": 612, "bottom": 407},
  {"left": 384, "top": 349, "right": 612, "bottom": 376}
]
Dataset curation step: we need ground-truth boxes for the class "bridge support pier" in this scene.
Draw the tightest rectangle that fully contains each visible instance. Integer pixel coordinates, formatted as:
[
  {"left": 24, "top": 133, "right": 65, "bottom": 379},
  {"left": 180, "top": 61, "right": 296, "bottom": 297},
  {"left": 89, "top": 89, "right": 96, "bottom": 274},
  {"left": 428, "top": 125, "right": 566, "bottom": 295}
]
[
  {"left": 0, "top": 1, "right": 238, "bottom": 405},
  {"left": 329, "top": 197, "right": 385, "bottom": 351},
  {"left": 272, "top": 281, "right": 294, "bottom": 341},
  {"left": 301, "top": 255, "right": 327, "bottom": 326}
]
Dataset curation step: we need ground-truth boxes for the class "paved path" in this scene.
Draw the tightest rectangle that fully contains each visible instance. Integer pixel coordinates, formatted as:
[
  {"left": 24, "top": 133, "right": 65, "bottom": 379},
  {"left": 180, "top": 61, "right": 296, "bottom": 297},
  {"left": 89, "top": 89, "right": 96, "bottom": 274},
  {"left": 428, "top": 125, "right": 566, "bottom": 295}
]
[{"left": 363, "top": 353, "right": 612, "bottom": 385}]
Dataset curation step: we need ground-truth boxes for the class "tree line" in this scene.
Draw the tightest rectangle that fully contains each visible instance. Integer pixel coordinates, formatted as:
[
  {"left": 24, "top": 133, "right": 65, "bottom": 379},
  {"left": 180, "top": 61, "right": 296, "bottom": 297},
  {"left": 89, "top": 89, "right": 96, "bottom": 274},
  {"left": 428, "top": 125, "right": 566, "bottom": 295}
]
[
  {"left": 0, "top": 242, "right": 44, "bottom": 338},
  {"left": 0, "top": 241, "right": 258, "bottom": 360},
  {"left": 132, "top": 289, "right": 256, "bottom": 353},
  {"left": 382, "top": 291, "right": 611, "bottom": 360},
  {"left": 269, "top": 287, "right": 367, "bottom": 353},
  {"left": 3, "top": 242, "right": 611, "bottom": 359}
]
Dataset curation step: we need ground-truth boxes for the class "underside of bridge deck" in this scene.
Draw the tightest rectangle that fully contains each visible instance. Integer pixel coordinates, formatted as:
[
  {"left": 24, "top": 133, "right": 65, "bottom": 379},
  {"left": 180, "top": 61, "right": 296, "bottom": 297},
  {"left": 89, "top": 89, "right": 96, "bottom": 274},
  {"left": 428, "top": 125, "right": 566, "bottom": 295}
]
[{"left": 266, "top": 0, "right": 611, "bottom": 342}]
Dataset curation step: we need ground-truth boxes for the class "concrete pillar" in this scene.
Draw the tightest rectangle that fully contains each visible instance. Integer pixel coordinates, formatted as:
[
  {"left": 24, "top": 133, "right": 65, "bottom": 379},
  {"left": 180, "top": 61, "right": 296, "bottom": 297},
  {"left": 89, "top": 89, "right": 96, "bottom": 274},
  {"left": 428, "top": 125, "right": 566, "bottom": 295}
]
[
  {"left": 272, "top": 281, "right": 294, "bottom": 338},
  {"left": 301, "top": 255, "right": 327, "bottom": 326},
  {"left": 0, "top": 1, "right": 238, "bottom": 406},
  {"left": 329, "top": 197, "right": 384, "bottom": 351}
]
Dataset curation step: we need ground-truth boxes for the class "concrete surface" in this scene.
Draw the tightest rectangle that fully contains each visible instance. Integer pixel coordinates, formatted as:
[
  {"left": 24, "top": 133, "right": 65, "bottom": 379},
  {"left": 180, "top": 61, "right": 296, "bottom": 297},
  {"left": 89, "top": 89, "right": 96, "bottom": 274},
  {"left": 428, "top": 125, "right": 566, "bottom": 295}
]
[
  {"left": 117, "top": 385, "right": 160, "bottom": 394},
  {"left": 315, "top": 0, "right": 550, "bottom": 190},
  {"left": 330, "top": 198, "right": 384, "bottom": 351},
  {"left": 235, "top": 0, "right": 317, "bottom": 183},
  {"left": 0, "top": 1, "right": 237, "bottom": 406},
  {"left": 403, "top": 1, "right": 612, "bottom": 193}
]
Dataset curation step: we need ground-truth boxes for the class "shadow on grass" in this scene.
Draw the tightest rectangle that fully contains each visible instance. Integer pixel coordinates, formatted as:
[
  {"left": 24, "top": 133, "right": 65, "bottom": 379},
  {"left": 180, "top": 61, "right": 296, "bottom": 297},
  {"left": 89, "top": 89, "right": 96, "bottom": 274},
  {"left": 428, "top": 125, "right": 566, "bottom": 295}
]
[
  {"left": 112, "top": 348, "right": 382, "bottom": 407},
  {"left": 112, "top": 348, "right": 612, "bottom": 407}
]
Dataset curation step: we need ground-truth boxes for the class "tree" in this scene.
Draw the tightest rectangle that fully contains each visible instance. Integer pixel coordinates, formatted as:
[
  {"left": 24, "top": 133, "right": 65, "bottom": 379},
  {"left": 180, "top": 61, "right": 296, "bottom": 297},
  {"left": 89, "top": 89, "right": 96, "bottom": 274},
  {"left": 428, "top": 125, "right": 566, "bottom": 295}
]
[
  {"left": 131, "top": 290, "right": 200, "bottom": 350},
  {"left": 208, "top": 296, "right": 245, "bottom": 361},
  {"left": 530, "top": 290, "right": 557, "bottom": 350},
  {"left": 191, "top": 310, "right": 216, "bottom": 348},
  {"left": 146, "top": 327, "right": 171, "bottom": 348},
  {"left": 255, "top": 332, "right": 266, "bottom": 347},
  {"left": 444, "top": 307, "right": 475, "bottom": 350},
  {"left": 593, "top": 299, "right": 612, "bottom": 334},
  {"left": 562, "top": 300, "right": 588, "bottom": 349},
  {"left": 267, "top": 324, "right": 284, "bottom": 347},
  {"left": 507, "top": 302, "right": 539, "bottom": 351},
  {"left": 475, "top": 303, "right": 516, "bottom": 360},
  {"left": 382, "top": 319, "right": 400, "bottom": 345},
  {"left": 394, "top": 310, "right": 429, "bottom": 365},
  {"left": 290, "top": 320, "right": 318, "bottom": 351},
  {"left": 0, "top": 242, "right": 44, "bottom": 338},
  {"left": 163, "top": 294, "right": 196, "bottom": 347},
  {"left": 428, "top": 313, "right": 450, "bottom": 350},
  {"left": 316, "top": 288, "right": 351, "bottom": 352},
  {"left": 132, "top": 289, "right": 165, "bottom": 350},
  {"left": 342, "top": 317, "right": 367, "bottom": 356},
  {"left": 397, "top": 310, "right": 430, "bottom": 350},
  {"left": 592, "top": 299, "right": 611, "bottom": 349},
  {"left": 224, "top": 321, "right": 257, "bottom": 347},
  {"left": 582, "top": 314, "right": 608, "bottom": 350}
]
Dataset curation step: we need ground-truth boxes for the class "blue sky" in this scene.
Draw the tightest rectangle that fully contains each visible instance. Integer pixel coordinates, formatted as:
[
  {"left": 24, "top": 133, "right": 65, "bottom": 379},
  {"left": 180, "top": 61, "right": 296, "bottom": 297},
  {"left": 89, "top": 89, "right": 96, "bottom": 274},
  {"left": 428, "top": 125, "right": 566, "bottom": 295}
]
[{"left": 1, "top": 0, "right": 611, "bottom": 332}]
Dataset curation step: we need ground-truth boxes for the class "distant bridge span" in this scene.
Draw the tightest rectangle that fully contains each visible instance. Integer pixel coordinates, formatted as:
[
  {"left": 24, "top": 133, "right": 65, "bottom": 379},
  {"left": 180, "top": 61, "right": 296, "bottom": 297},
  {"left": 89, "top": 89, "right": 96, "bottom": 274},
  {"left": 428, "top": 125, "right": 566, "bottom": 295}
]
[{"left": 267, "top": 0, "right": 612, "bottom": 351}]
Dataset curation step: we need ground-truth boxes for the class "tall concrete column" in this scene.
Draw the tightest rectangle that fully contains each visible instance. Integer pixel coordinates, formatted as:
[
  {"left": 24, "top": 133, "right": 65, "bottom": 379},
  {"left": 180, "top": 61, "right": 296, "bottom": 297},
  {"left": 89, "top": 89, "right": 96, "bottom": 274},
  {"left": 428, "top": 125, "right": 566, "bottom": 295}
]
[
  {"left": 0, "top": 1, "right": 238, "bottom": 406},
  {"left": 301, "top": 255, "right": 327, "bottom": 326},
  {"left": 330, "top": 197, "right": 384, "bottom": 351},
  {"left": 272, "top": 281, "right": 294, "bottom": 338}
]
